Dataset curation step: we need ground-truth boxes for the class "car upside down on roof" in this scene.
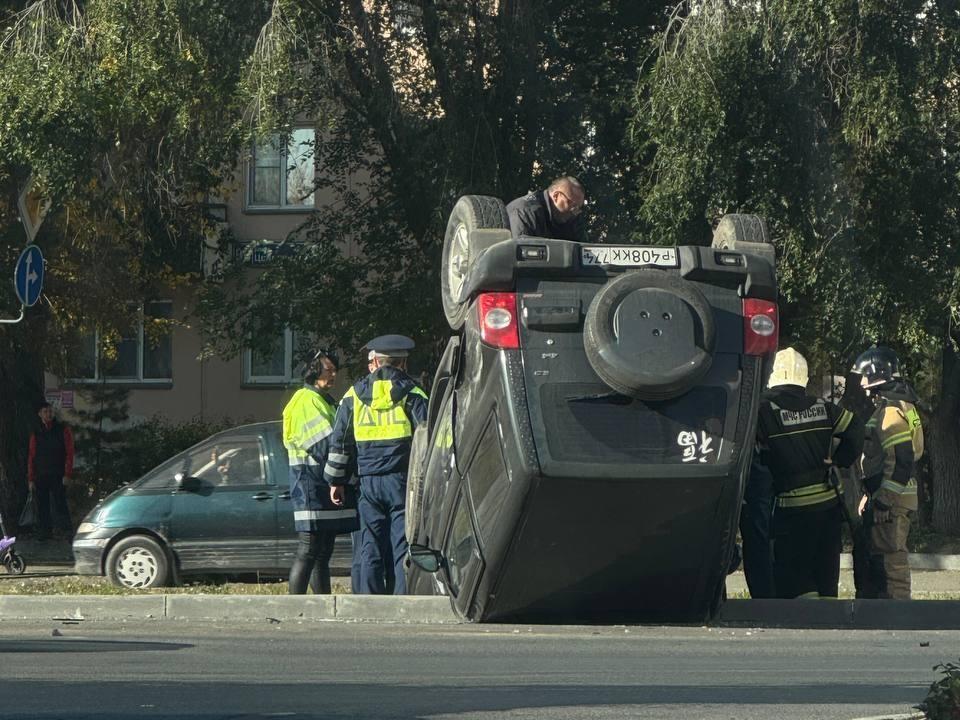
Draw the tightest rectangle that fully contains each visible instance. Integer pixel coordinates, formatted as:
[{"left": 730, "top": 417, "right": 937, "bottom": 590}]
[{"left": 404, "top": 195, "right": 778, "bottom": 623}]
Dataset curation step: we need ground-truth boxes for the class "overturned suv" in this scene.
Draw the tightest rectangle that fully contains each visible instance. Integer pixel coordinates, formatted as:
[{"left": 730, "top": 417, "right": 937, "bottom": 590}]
[{"left": 405, "top": 196, "right": 778, "bottom": 623}]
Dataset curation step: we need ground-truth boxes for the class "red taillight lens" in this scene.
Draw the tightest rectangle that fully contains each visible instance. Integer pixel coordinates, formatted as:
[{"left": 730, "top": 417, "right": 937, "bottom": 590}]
[
  {"left": 478, "top": 293, "right": 520, "bottom": 350},
  {"left": 743, "top": 298, "right": 778, "bottom": 356}
]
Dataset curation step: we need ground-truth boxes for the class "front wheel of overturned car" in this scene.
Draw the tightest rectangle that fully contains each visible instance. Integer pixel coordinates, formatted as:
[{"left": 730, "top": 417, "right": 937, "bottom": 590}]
[
  {"left": 105, "top": 535, "right": 171, "bottom": 590},
  {"left": 711, "top": 213, "right": 776, "bottom": 267},
  {"left": 405, "top": 425, "right": 430, "bottom": 546},
  {"left": 441, "top": 195, "right": 511, "bottom": 330}
]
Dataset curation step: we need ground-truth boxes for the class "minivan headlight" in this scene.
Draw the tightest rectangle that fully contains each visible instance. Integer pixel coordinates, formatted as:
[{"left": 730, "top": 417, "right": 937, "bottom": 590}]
[{"left": 76, "top": 522, "right": 100, "bottom": 535}]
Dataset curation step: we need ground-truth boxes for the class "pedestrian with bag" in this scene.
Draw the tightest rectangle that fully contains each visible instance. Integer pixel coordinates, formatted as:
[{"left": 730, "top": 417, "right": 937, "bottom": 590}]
[{"left": 27, "top": 401, "right": 75, "bottom": 540}]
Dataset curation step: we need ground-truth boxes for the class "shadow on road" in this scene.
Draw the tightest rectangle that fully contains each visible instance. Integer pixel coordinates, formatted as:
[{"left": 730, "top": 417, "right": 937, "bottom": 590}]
[{"left": 0, "top": 639, "right": 192, "bottom": 653}]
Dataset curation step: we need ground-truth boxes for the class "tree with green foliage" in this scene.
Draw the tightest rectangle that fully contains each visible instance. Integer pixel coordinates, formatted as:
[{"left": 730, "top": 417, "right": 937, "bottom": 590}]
[
  {"left": 198, "top": 0, "right": 670, "bottom": 367},
  {"left": 635, "top": 0, "right": 960, "bottom": 531},
  {"left": 0, "top": 0, "right": 269, "bottom": 528}
]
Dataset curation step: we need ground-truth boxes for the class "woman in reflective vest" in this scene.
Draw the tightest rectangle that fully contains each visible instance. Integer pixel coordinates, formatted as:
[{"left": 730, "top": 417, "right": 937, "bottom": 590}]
[{"left": 282, "top": 350, "right": 358, "bottom": 594}]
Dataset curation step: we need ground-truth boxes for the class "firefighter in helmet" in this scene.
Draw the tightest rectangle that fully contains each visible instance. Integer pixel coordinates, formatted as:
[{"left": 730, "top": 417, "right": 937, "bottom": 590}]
[
  {"left": 755, "top": 347, "right": 863, "bottom": 598},
  {"left": 851, "top": 346, "right": 923, "bottom": 599}
]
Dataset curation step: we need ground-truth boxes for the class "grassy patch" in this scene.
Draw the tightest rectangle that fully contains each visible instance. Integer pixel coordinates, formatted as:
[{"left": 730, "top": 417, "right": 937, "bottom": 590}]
[{"left": 0, "top": 575, "right": 352, "bottom": 596}]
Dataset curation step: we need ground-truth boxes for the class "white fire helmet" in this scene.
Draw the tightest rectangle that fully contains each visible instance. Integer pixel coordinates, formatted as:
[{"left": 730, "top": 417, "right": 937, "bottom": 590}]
[{"left": 768, "top": 347, "right": 808, "bottom": 389}]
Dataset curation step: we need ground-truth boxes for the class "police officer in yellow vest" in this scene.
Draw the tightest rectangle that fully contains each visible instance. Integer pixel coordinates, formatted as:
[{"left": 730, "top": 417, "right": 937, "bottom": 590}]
[
  {"left": 282, "top": 349, "right": 359, "bottom": 594},
  {"left": 756, "top": 348, "right": 863, "bottom": 598},
  {"left": 851, "top": 346, "right": 923, "bottom": 599},
  {"left": 326, "top": 335, "right": 428, "bottom": 594}
]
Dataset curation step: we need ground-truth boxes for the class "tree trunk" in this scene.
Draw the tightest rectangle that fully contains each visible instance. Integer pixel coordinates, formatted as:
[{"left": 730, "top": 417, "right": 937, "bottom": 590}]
[{"left": 929, "top": 337, "right": 960, "bottom": 535}]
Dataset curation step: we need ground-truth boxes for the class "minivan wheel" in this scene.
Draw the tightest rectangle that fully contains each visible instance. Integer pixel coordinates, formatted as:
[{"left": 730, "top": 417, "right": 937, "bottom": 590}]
[
  {"left": 584, "top": 269, "right": 716, "bottom": 401},
  {"left": 106, "top": 535, "right": 171, "bottom": 589},
  {"left": 441, "top": 195, "right": 512, "bottom": 330},
  {"left": 711, "top": 213, "right": 776, "bottom": 267}
]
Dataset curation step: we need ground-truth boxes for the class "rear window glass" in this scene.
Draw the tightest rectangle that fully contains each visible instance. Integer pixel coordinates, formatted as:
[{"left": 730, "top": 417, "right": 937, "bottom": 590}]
[{"left": 539, "top": 383, "right": 727, "bottom": 465}]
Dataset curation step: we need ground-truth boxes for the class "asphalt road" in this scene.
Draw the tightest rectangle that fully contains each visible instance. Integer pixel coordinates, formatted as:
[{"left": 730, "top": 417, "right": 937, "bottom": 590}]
[{"left": 0, "top": 621, "right": 950, "bottom": 719}]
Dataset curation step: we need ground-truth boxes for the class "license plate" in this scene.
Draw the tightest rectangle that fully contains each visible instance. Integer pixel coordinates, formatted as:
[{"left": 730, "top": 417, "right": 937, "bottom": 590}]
[{"left": 581, "top": 245, "right": 679, "bottom": 268}]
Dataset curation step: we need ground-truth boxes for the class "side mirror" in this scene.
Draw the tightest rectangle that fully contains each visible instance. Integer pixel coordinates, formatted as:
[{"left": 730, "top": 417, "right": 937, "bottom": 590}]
[
  {"left": 174, "top": 473, "right": 202, "bottom": 492},
  {"left": 408, "top": 544, "right": 443, "bottom": 573}
]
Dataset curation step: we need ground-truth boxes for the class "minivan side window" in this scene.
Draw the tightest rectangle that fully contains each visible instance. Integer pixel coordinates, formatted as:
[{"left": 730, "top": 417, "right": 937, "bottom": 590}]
[{"left": 139, "top": 437, "right": 266, "bottom": 489}]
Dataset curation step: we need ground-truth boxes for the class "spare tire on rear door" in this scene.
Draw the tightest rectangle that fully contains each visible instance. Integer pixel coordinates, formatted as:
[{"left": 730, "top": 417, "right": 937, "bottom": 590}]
[
  {"left": 441, "top": 195, "right": 512, "bottom": 329},
  {"left": 711, "top": 213, "right": 775, "bottom": 267},
  {"left": 584, "top": 269, "right": 716, "bottom": 401}
]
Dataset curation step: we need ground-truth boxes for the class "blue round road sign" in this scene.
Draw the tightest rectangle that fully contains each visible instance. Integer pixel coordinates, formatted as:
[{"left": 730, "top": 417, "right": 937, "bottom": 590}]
[{"left": 14, "top": 244, "right": 44, "bottom": 307}]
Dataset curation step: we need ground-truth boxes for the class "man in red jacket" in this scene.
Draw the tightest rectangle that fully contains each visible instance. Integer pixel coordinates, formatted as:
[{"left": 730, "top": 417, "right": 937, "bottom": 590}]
[{"left": 27, "top": 401, "right": 75, "bottom": 540}]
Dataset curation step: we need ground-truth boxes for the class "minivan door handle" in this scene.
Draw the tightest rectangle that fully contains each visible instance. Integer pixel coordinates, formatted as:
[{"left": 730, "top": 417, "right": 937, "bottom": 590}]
[
  {"left": 250, "top": 492, "right": 273, "bottom": 501},
  {"left": 278, "top": 491, "right": 291, "bottom": 500}
]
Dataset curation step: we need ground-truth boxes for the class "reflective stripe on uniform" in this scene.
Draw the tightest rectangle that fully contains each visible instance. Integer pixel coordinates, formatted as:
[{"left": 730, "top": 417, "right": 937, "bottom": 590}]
[
  {"left": 303, "top": 424, "right": 334, "bottom": 448},
  {"left": 881, "top": 430, "right": 913, "bottom": 450},
  {"left": 323, "top": 464, "right": 347, "bottom": 477},
  {"left": 767, "top": 427, "right": 832, "bottom": 440},
  {"left": 777, "top": 482, "right": 837, "bottom": 509},
  {"left": 288, "top": 453, "right": 320, "bottom": 467},
  {"left": 834, "top": 408, "right": 853, "bottom": 433},
  {"left": 294, "top": 509, "right": 358, "bottom": 521},
  {"left": 328, "top": 452, "right": 350, "bottom": 464},
  {"left": 880, "top": 478, "right": 918, "bottom": 495}
]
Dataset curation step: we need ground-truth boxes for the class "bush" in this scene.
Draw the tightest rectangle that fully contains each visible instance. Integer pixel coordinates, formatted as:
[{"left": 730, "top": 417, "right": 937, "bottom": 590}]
[{"left": 916, "top": 657, "right": 960, "bottom": 720}]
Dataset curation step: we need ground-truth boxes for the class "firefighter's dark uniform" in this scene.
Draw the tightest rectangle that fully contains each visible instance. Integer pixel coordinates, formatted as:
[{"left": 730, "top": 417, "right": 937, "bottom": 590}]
[
  {"left": 325, "top": 337, "right": 428, "bottom": 595},
  {"left": 756, "top": 385, "right": 863, "bottom": 598},
  {"left": 860, "top": 382, "right": 923, "bottom": 599}
]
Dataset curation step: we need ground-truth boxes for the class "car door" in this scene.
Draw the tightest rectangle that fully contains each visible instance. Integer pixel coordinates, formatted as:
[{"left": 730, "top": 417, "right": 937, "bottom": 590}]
[
  {"left": 265, "top": 425, "right": 297, "bottom": 572},
  {"left": 169, "top": 432, "right": 278, "bottom": 573}
]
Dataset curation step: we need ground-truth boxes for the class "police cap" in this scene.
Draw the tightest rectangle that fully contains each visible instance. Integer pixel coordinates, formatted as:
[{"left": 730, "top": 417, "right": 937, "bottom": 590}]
[{"left": 366, "top": 334, "right": 415, "bottom": 358}]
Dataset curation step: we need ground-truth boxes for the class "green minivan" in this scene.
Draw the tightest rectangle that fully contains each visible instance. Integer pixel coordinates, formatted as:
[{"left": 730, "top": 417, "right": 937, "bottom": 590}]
[{"left": 73, "top": 421, "right": 351, "bottom": 589}]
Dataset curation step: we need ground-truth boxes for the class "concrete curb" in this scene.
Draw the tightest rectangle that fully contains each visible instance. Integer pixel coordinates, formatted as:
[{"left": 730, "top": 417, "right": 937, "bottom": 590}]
[
  {"left": 0, "top": 594, "right": 460, "bottom": 624},
  {"left": 718, "top": 598, "right": 960, "bottom": 630}
]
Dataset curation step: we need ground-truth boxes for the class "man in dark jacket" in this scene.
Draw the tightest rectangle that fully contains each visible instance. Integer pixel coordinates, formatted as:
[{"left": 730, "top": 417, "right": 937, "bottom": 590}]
[
  {"left": 506, "top": 176, "right": 587, "bottom": 242},
  {"left": 27, "top": 401, "right": 75, "bottom": 540},
  {"left": 325, "top": 335, "right": 428, "bottom": 594},
  {"left": 755, "top": 348, "right": 864, "bottom": 599}
]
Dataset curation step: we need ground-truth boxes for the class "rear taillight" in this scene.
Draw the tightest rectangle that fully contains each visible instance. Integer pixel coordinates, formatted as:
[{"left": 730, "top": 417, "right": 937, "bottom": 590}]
[
  {"left": 478, "top": 293, "right": 520, "bottom": 349},
  {"left": 743, "top": 298, "right": 778, "bottom": 356}
]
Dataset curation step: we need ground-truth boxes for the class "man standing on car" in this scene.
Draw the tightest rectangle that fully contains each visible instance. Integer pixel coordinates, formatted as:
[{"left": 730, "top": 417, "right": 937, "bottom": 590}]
[
  {"left": 283, "top": 349, "right": 358, "bottom": 594},
  {"left": 851, "top": 346, "right": 923, "bottom": 599},
  {"left": 326, "top": 335, "right": 428, "bottom": 594},
  {"left": 27, "top": 401, "right": 75, "bottom": 540},
  {"left": 755, "top": 348, "right": 863, "bottom": 599},
  {"left": 506, "top": 176, "right": 587, "bottom": 242}
]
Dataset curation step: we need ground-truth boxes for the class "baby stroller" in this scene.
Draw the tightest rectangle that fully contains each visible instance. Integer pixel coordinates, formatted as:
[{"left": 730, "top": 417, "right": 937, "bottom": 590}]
[{"left": 0, "top": 510, "right": 26, "bottom": 575}]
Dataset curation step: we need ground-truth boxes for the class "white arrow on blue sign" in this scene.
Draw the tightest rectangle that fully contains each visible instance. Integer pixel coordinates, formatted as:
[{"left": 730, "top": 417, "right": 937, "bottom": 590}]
[{"left": 14, "top": 244, "right": 44, "bottom": 307}]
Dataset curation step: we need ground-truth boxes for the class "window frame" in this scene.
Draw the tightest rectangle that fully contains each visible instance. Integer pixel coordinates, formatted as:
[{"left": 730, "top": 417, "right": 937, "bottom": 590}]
[
  {"left": 68, "top": 301, "right": 174, "bottom": 385},
  {"left": 245, "top": 127, "right": 317, "bottom": 212},
  {"left": 242, "top": 328, "right": 296, "bottom": 386}
]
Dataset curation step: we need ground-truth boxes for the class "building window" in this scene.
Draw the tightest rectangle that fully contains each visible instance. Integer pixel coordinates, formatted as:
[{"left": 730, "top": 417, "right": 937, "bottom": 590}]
[
  {"left": 243, "top": 329, "right": 295, "bottom": 385},
  {"left": 248, "top": 128, "right": 315, "bottom": 209},
  {"left": 70, "top": 301, "right": 173, "bottom": 383}
]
